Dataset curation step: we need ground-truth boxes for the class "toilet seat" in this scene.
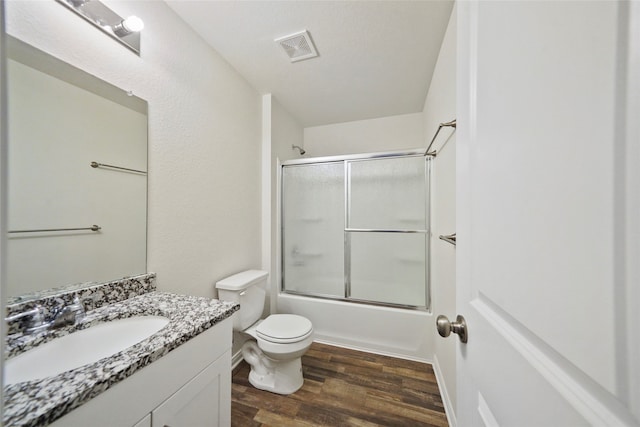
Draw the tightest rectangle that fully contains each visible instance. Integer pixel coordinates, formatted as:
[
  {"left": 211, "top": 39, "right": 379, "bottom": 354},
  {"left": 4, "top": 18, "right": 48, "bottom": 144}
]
[{"left": 256, "top": 314, "right": 313, "bottom": 344}]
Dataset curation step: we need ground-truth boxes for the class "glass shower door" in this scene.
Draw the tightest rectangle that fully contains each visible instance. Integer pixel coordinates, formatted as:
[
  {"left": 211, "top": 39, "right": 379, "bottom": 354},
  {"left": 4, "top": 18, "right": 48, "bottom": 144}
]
[
  {"left": 281, "top": 162, "right": 345, "bottom": 298},
  {"left": 281, "top": 153, "right": 430, "bottom": 310},
  {"left": 347, "top": 156, "right": 429, "bottom": 307}
]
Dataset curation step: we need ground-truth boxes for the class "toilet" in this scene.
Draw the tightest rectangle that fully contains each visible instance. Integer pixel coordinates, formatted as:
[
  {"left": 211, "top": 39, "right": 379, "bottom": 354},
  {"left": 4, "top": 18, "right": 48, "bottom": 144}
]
[{"left": 215, "top": 270, "right": 313, "bottom": 395}]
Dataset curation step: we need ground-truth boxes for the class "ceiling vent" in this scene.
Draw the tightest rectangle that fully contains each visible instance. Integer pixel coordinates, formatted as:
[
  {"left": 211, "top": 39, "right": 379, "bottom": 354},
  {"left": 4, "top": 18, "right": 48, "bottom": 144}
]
[{"left": 275, "top": 30, "right": 318, "bottom": 63}]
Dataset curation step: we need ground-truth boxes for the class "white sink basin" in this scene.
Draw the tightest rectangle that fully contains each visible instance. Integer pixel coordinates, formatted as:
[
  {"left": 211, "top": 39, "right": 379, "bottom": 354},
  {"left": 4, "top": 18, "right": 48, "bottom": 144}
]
[{"left": 5, "top": 315, "right": 169, "bottom": 385}]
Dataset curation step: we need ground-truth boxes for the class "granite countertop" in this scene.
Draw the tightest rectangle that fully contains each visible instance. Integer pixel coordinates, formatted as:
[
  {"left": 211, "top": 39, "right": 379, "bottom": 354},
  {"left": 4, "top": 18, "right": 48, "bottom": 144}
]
[{"left": 3, "top": 291, "right": 239, "bottom": 427}]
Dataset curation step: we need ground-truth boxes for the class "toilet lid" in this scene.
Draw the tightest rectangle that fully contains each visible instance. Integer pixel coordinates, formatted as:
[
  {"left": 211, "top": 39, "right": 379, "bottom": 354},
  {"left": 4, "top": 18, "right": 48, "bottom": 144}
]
[{"left": 256, "top": 314, "right": 313, "bottom": 344}]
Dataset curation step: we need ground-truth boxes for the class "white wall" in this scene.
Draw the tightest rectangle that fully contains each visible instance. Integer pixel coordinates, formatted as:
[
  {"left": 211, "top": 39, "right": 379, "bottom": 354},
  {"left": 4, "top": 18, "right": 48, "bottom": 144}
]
[
  {"left": 423, "top": 5, "right": 457, "bottom": 422},
  {"left": 269, "top": 96, "right": 304, "bottom": 302},
  {"left": 227, "top": 94, "right": 302, "bottom": 363},
  {"left": 262, "top": 94, "right": 303, "bottom": 313},
  {"left": 304, "top": 112, "right": 424, "bottom": 157},
  {"left": 6, "top": 0, "right": 262, "bottom": 298}
]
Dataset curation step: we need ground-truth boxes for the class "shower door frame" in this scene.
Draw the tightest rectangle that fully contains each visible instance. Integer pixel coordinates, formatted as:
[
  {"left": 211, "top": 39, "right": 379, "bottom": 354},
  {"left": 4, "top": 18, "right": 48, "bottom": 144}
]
[{"left": 280, "top": 148, "right": 432, "bottom": 311}]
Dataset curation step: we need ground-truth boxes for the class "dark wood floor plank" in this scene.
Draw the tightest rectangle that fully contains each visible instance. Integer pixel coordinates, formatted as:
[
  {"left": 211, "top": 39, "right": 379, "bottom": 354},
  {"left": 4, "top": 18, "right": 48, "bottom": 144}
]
[
  {"left": 230, "top": 401, "right": 262, "bottom": 427},
  {"left": 329, "top": 355, "right": 385, "bottom": 372},
  {"left": 303, "top": 347, "right": 333, "bottom": 362},
  {"left": 232, "top": 383, "right": 302, "bottom": 417},
  {"left": 253, "top": 409, "right": 316, "bottom": 427},
  {"left": 231, "top": 342, "right": 449, "bottom": 427},
  {"left": 365, "top": 393, "right": 448, "bottom": 427},
  {"left": 304, "top": 355, "right": 348, "bottom": 375},
  {"left": 403, "top": 376, "right": 443, "bottom": 395},
  {"left": 382, "top": 365, "right": 436, "bottom": 381},
  {"left": 321, "top": 377, "right": 368, "bottom": 402}
]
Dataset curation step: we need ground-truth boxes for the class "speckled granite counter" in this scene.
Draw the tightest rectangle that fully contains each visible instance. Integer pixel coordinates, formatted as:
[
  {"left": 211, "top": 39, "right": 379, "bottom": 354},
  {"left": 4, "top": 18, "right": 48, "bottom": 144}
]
[{"left": 3, "top": 291, "right": 239, "bottom": 427}]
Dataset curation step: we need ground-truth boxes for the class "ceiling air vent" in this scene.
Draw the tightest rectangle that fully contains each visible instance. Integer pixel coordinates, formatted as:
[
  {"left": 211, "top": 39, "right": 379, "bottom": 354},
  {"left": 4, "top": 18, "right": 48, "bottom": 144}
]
[{"left": 275, "top": 30, "right": 318, "bottom": 63}]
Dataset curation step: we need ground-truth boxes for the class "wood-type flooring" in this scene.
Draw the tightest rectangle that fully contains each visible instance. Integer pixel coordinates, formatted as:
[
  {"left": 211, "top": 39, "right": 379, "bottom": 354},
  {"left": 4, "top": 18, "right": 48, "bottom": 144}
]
[{"left": 231, "top": 342, "right": 449, "bottom": 427}]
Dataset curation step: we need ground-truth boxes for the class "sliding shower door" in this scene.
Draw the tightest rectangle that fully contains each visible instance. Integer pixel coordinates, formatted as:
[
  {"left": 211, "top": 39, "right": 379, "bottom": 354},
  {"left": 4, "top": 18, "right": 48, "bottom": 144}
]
[
  {"left": 281, "top": 162, "right": 345, "bottom": 298},
  {"left": 281, "top": 152, "right": 430, "bottom": 309},
  {"left": 347, "top": 156, "right": 429, "bottom": 307}
]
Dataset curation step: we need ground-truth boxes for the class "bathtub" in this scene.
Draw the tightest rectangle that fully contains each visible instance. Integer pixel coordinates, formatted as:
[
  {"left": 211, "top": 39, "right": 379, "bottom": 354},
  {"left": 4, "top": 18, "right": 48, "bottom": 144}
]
[{"left": 277, "top": 292, "right": 434, "bottom": 362}]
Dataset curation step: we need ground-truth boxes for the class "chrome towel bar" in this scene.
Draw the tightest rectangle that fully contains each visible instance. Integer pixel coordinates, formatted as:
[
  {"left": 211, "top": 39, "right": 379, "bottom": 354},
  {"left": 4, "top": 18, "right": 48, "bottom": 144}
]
[
  {"left": 91, "top": 161, "right": 146, "bottom": 174},
  {"left": 439, "top": 232, "right": 456, "bottom": 246},
  {"left": 425, "top": 119, "right": 456, "bottom": 156},
  {"left": 9, "top": 225, "right": 102, "bottom": 234}
]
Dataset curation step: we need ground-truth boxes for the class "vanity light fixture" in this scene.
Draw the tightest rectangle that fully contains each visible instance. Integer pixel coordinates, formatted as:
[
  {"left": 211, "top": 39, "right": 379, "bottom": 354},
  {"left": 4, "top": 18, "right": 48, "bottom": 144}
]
[{"left": 56, "top": 0, "right": 144, "bottom": 55}]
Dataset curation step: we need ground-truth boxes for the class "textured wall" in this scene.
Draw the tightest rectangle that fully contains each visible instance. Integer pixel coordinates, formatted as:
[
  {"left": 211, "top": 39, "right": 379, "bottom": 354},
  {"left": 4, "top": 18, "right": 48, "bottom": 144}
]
[
  {"left": 303, "top": 112, "right": 424, "bottom": 157},
  {"left": 423, "top": 5, "right": 457, "bottom": 418},
  {"left": 6, "top": 0, "right": 262, "bottom": 298},
  {"left": 268, "top": 96, "right": 303, "bottom": 309}
]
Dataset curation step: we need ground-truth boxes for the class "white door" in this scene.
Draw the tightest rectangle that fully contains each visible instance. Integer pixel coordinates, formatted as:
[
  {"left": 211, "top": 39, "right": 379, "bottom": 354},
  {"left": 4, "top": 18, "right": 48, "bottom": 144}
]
[{"left": 455, "top": 1, "right": 639, "bottom": 426}]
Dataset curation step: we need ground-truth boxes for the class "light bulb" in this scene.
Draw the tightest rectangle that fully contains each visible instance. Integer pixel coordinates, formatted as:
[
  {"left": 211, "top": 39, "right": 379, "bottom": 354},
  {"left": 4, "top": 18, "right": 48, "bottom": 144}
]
[
  {"left": 112, "top": 15, "right": 144, "bottom": 36},
  {"left": 122, "top": 16, "right": 144, "bottom": 33}
]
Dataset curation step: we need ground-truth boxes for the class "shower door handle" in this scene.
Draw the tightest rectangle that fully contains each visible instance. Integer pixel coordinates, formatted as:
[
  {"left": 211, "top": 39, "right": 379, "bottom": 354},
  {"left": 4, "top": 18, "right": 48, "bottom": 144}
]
[{"left": 436, "top": 314, "right": 468, "bottom": 343}]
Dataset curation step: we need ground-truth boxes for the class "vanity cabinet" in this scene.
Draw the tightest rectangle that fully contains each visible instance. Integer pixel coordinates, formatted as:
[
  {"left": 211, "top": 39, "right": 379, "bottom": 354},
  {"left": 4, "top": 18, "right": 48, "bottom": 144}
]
[
  {"left": 151, "top": 353, "right": 230, "bottom": 426},
  {"left": 49, "top": 317, "right": 232, "bottom": 427}
]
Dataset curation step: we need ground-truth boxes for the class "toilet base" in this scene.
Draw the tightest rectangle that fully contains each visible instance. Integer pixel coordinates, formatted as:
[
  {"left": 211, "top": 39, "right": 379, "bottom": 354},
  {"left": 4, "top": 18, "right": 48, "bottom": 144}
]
[
  {"left": 242, "top": 340, "right": 304, "bottom": 395},
  {"left": 247, "top": 357, "right": 304, "bottom": 395}
]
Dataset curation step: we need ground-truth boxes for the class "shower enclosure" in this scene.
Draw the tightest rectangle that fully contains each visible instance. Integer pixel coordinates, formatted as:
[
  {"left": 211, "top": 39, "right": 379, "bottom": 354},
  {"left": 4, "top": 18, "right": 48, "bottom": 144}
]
[{"left": 281, "top": 150, "right": 430, "bottom": 310}]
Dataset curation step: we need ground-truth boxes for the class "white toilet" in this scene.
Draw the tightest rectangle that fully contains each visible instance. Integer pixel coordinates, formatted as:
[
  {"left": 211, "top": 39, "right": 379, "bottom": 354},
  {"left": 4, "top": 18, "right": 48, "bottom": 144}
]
[{"left": 215, "top": 270, "right": 313, "bottom": 395}]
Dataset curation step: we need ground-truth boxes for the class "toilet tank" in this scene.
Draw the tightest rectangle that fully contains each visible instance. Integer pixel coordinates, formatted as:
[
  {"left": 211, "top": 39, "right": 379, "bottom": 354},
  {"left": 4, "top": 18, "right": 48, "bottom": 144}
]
[{"left": 215, "top": 270, "right": 268, "bottom": 331}]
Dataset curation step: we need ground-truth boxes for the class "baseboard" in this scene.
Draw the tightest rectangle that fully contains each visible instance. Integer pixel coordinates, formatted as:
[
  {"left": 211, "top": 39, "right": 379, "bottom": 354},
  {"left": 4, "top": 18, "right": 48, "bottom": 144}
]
[
  {"left": 313, "top": 338, "right": 432, "bottom": 364},
  {"left": 433, "top": 353, "right": 457, "bottom": 427},
  {"left": 231, "top": 349, "right": 244, "bottom": 370}
]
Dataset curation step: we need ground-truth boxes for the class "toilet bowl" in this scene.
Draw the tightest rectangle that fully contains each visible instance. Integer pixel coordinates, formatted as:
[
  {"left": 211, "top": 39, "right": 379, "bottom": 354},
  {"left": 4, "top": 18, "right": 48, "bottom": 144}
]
[
  {"left": 241, "top": 314, "right": 313, "bottom": 394},
  {"left": 215, "top": 270, "right": 313, "bottom": 395}
]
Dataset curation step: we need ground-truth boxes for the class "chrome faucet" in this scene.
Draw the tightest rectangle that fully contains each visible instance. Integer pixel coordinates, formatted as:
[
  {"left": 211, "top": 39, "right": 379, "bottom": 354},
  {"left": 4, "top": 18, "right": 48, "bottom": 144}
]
[
  {"left": 50, "top": 296, "right": 85, "bottom": 328},
  {"left": 5, "top": 305, "right": 48, "bottom": 334},
  {"left": 5, "top": 296, "right": 86, "bottom": 334}
]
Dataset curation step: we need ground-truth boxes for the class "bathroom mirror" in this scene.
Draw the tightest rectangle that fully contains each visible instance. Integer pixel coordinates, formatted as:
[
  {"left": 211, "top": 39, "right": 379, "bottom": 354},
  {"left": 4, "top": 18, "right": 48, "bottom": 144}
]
[{"left": 5, "top": 36, "right": 148, "bottom": 300}]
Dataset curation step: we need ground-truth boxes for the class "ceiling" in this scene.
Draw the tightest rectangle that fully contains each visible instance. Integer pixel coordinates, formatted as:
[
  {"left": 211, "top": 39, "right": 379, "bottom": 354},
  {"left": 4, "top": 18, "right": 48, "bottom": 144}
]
[{"left": 165, "top": 1, "right": 454, "bottom": 127}]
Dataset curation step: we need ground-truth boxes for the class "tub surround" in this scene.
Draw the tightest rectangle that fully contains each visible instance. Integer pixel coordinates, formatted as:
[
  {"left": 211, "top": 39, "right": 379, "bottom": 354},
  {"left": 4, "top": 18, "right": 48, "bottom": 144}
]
[{"left": 3, "top": 282, "right": 239, "bottom": 427}]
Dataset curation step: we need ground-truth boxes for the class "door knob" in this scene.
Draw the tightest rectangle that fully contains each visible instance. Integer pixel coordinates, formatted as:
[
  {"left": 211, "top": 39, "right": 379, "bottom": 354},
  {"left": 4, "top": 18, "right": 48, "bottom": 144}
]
[{"left": 436, "top": 314, "right": 468, "bottom": 343}]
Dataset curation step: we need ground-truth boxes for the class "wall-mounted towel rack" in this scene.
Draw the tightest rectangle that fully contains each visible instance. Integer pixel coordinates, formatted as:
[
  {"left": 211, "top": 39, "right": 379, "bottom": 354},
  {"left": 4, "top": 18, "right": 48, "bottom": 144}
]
[
  {"left": 9, "top": 225, "right": 102, "bottom": 234},
  {"left": 439, "top": 232, "right": 456, "bottom": 246},
  {"left": 425, "top": 119, "right": 456, "bottom": 156},
  {"left": 90, "top": 161, "right": 146, "bottom": 174}
]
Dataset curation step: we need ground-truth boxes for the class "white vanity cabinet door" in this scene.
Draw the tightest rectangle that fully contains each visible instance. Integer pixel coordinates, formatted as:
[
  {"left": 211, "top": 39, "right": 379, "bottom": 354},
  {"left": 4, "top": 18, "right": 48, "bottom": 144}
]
[
  {"left": 133, "top": 414, "right": 151, "bottom": 427},
  {"left": 151, "top": 350, "right": 231, "bottom": 427}
]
